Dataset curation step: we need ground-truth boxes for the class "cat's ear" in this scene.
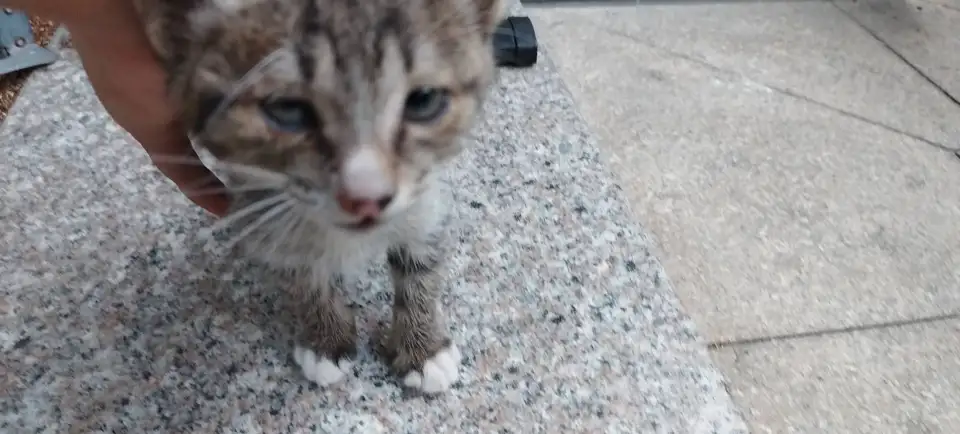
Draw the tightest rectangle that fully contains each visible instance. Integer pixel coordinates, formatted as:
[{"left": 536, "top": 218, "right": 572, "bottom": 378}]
[{"left": 473, "top": 0, "right": 507, "bottom": 37}]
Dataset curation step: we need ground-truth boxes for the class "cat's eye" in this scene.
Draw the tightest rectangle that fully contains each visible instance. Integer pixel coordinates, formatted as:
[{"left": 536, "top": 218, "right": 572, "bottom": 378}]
[
  {"left": 259, "top": 98, "right": 318, "bottom": 132},
  {"left": 403, "top": 88, "right": 450, "bottom": 123}
]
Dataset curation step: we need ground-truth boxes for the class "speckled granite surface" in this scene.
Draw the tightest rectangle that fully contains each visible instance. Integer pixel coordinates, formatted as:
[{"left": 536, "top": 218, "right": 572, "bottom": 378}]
[{"left": 0, "top": 47, "right": 747, "bottom": 433}]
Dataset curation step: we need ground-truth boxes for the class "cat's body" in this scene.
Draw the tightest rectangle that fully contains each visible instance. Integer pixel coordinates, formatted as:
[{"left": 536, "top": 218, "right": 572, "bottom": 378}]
[{"left": 133, "top": 0, "right": 504, "bottom": 393}]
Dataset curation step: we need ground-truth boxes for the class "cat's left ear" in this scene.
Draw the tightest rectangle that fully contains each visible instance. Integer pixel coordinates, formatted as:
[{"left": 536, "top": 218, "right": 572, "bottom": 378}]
[{"left": 473, "top": 0, "right": 507, "bottom": 37}]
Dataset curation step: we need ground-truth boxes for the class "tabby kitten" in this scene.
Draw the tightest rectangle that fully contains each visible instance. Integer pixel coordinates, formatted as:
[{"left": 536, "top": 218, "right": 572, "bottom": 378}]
[{"left": 133, "top": 0, "right": 505, "bottom": 394}]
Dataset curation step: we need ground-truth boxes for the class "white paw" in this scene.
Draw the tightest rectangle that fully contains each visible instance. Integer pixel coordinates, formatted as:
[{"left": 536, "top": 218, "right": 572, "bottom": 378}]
[
  {"left": 293, "top": 345, "right": 353, "bottom": 386},
  {"left": 402, "top": 344, "right": 462, "bottom": 394}
]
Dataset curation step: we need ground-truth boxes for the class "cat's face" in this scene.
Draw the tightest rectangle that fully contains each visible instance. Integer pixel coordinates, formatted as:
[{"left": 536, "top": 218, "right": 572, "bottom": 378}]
[{"left": 163, "top": 0, "right": 504, "bottom": 230}]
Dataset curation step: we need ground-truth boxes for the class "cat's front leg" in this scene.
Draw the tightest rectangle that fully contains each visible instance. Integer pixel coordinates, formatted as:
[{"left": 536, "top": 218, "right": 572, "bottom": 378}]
[
  {"left": 291, "top": 279, "right": 358, "bottom": 387},
  {"left": 382, "top": 233, "right": 461, "bottom": 394}
]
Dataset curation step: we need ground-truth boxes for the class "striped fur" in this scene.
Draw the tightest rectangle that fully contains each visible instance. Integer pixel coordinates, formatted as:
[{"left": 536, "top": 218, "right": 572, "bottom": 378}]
[{"left": 134, "top": 0, "right": 504, "bottom": 394}]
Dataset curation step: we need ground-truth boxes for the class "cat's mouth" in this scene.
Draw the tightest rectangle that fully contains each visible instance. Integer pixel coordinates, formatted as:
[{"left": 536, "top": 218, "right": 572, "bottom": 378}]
[{"left": 340, "top": 217, "right": 381, "bottom": 232}]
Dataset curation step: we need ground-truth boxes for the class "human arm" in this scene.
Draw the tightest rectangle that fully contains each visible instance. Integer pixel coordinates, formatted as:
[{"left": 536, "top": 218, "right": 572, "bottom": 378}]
[{"left": 1, "top": 0, "right": 230, "bottom": 216}]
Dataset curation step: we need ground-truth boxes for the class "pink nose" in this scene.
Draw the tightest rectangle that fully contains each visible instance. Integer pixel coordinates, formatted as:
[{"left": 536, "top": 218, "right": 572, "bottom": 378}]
[{"left": 335, "top": 191, "right": 394, "bottom": 218}]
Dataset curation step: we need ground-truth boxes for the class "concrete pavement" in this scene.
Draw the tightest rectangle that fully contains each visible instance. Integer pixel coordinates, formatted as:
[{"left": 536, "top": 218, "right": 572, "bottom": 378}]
[{"left": 529, "top": 0, "right": 960, "bottom": 431}]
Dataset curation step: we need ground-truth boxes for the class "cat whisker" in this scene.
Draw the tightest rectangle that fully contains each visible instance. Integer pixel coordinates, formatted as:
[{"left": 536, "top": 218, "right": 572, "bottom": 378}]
[
  {"left": 221, "top": 198, "right": 296, "bottom": 252},
  {"left": 180, "top": 183, "right": 277, "bottom": 198},
  {"left": 149, "top": 153, "right": 216, "bottom": 167},
  {"left": 250, "top": 201, "right": 296, "bottom": 247},
  {"left": 199, "top": 47, "right": 290, "bottom": 137},
  {"left": 153, "top": 154, "right": 287, "bottom": 184},
  {"left": 169, "top": 171, "right": 229, "bottom": 199},
  {"left": 261, "top": 205, "right": 303, "bottom": 260},
  {"left": 239, "top": 212, "right": 285, "bottom": 257},
  {"left": 209, "top": 193, "right": 289, "bottom": 235}
]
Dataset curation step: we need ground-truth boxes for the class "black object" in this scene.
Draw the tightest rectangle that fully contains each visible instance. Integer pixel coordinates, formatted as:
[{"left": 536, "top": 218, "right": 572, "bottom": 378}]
[
  {"left": 0, "top": 9, "right": 58, "bottom": 75},
  {"left": 494, "top": 16, "right": 538, "bottom": 68},
  {"left": 522, "top": 0, "right": 804, "bottom": 3}
]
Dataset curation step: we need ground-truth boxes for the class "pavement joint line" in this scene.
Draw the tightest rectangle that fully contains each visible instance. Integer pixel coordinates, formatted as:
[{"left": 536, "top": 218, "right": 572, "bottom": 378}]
[
  {"left": 523, "top": 0, "right": 827, "bottom": 6},
  {"left": 772, "top": 85, "right": 960, "bottom": 153},
  {"left": 939, "top": 3, "right": 960, "bottom": 13},
  {"left": 545, "top": 10, "right": 960, "bottom": 153},
  {"left": 707, "top": 311, "right": 960, "bottom": 349},
  {"left": 832, "top": 1, "right": 960, "bottom": 111}
]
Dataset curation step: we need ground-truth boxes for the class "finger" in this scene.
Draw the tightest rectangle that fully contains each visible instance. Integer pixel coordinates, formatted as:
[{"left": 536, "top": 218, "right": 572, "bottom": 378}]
[{"left": 65, "top": 6, "right": 231, "bottom": 217}]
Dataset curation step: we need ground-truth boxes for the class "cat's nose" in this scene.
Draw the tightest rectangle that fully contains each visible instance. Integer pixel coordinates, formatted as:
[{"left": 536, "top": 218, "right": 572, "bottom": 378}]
[
  {"left": 337, "top": 146, "right": 396, "bottom": 218},
  {"left": 335, "top": 191, "right": 394, "bottom": 218}
]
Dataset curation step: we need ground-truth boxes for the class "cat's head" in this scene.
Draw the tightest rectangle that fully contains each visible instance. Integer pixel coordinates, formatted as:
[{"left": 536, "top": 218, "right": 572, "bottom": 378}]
[{"left": 161, "top": 0, "right": 504, "bottom": 230}]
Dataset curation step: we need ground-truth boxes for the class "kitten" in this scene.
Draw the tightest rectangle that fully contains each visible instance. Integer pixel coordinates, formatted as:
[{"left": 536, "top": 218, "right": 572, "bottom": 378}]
[{"left": 133, "top": 0, "right": 505, "bottom": 394}]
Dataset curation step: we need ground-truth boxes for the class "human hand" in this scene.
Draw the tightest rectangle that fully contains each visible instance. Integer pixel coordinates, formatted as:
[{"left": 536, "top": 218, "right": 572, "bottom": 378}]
[{"left": 4, "top": 0, "right": 230, "bottom": 217}]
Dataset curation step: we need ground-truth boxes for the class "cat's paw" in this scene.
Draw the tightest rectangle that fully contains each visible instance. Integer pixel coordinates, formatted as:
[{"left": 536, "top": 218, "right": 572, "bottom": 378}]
[
  {"left": 400, "top": 343, "right": 462, "bottom": 394},
  {"left": 293, "top": 345, "right": 353, "bottom": 386}
]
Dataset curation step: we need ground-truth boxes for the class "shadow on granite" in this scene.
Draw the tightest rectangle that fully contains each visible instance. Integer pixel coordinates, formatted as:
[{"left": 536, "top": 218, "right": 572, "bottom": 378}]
[{"left": 0, "top": 50, "right": 746, "bottom": 433}]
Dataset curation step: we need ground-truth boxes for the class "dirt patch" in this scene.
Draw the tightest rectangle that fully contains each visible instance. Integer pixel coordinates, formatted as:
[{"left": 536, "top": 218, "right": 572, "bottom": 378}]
[{"left": 0, "top": 17, "right": 60, "bottom": 122}]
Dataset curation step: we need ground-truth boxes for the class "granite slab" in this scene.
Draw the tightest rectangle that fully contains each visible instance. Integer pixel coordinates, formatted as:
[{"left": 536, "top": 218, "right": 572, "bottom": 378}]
[{"left": 0, "top": 46, "right": 746, "bottom": 433}]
